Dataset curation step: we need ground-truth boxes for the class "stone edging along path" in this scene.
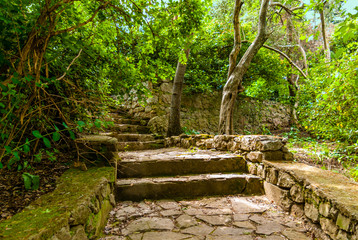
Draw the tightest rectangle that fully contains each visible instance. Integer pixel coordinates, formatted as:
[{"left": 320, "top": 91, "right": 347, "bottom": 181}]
[
  {"left": 0, "top": 167, "right": 115, "bottom": 240},
  {"left": 166, "top": 134, "right": 358, "bottom": 240}
]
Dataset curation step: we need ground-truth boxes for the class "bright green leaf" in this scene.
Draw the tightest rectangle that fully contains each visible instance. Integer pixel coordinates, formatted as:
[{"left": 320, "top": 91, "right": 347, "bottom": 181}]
[
  {"left": 23, "top": 144, "right": 30, "bottom": 153},
  {"left": 4, "top": 146, "right": 11, "bottom": 154},
  {"left": 32, "top": 130, "right": 43, "bottom": 138},
  {"left": 52, "top": 132, "right": 61, "bottom": 142},
  {"left": 43, "top": 137, "right": 51, "bottom": 148},
  {"left": 22, "top": 173, "right": 32, "bottom": 190},
  {"left": 94, "top": 119, "right": 102, "bottom": 128},
  {"left": 77, "top": 121, "right": 85, "bottom": 127},
  {"left": 69, "top": 131, "right": 76, "bottom": 140},
  {"left": 13, "top": 151, "right": 20, "bottom": 160},
  {"left": 32, "top": 175, "right": 40, "bottom": 190}
]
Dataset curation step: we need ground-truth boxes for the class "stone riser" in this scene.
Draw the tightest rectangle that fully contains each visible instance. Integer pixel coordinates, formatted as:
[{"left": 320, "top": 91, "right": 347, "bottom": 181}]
[
  {"left": 118, "top": 157, "right": 246, "bottom": 178},
  {"left": 116, "top": 134, "right": 155, "bottom": 142},
  {"left": 111, "top": 124, "right": 150, "bottom": 134},
  {"left": 102, "top": 133, "right": 155, "bottom": 142},
  {"left": 115, "top": 118, "right": 145, "bottom": 125},
  {"left": 115, "top": 174, "right": 264, "bottom": 201},
  {"left": 117, "top": 141, "right": 164, "bottom": 151}
]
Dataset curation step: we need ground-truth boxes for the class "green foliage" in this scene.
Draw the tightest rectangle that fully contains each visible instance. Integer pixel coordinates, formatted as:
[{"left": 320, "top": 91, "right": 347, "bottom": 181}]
[
  {"left": 298, "top": 50, "right": 358, "bottom": 142},
  {"left": 182, "top": 127, "right": 200, "bottom": 135},
  {"left": 22, "top": 173, "right": 40, "bottom": 191},
  {"left": 0, "top": 0, "right": 180, "bottom": 181}
]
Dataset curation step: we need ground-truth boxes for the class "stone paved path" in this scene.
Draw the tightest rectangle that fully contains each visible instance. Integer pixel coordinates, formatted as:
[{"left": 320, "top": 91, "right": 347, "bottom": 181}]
[{"left": 100, "top": 196, "right": 314, "bottom": 240}]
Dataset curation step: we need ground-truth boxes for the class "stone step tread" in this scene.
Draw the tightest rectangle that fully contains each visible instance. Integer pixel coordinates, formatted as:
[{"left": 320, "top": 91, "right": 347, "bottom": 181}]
[
  {"left": 117, "top": 173, "right": 259, "bottom": 185},
  {"left": 117, "top": 149, "right": 246, "bottom": 178},
  {"left": 100, "top": 133, "right": 156, "bottom": 142},
  {"left": 115, "top": 173, "right": 263, "bottom": 201},
  {"left": 117, "top": 140, "right": 164, "bottom": 151},
  {"left": 118, "top": 148, "right": 242, "bottom": 162}
]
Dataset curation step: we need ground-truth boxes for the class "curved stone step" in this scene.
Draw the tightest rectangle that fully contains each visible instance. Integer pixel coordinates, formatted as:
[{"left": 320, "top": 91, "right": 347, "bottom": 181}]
[
  {"left": 115, "top": 173, "right": 264, "bottom": 201},
  {"left": 117, "top": 140, "right": 164, "bottom": 151},
  {"left": 118, "top": 150, "right": 246, "bottom": 178}
]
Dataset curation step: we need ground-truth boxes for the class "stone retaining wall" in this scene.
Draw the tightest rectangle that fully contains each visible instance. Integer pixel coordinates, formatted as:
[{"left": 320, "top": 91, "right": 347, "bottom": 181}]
[
  {"left": 165, "top": 134, "right": 293, "bottom": 162},
  {"left": 121, "top": 82, "right": 291, "bottom": 135},
  {"left": 255, "top": 161, "right": 358, "bottom": 240},
  {"left": 0, "top": 167, "right": 115, "bottom": 240}
]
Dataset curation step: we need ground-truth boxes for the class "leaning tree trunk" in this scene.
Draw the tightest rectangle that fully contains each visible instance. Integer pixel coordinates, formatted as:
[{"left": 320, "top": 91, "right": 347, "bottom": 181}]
[
  {"left": 218, "top": 0, "right": 270, "bottom": 134},
  {"left": 167, "top": 49, "right": 190, "bottom": 137}
]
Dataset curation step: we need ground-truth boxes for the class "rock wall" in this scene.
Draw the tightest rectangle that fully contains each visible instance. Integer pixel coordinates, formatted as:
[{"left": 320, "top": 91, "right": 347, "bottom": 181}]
[
  {"left": 255, "top": 161, "right": 358, "bottom": 240},
  {"left": 122, "top": 82, "right": 291, "bottom": 135},
  {"left": 0, "top": 167, "right": 115, "bottom": 240},
  {"left": 164, "top": 134, "right": 293, "bottom": 162}
]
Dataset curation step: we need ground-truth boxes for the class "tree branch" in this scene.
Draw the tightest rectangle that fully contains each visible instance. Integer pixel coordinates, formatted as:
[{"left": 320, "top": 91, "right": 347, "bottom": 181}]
[
  {"left": 57, "top": 49, "right": 83, "bottom": 81},
  {"left": 228, "top": 0, "right": 243, "bottom": 78},
  {"left": 270, "top": 2, "right": 305, "bottom": 15},
  {"left": 127, "top": 0, "right": 156, "bottom": 38},
  {"left": 270, "top": 2, "right": 293, "bottom": 14},
  {"left": 51, "top": 1, "right": 110, "bottom": 36},
  {"left": 262, "top": 44, "right": 308, "bottom": 79}
]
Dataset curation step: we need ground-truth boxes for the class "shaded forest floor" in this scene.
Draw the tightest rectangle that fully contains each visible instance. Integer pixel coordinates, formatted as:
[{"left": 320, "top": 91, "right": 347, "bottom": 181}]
[
  {"left": 1, "top": 130, "right": 357, "bottom": 223},
  {"left": 0, "top": 153, "right": 71, "bottom": 222}
]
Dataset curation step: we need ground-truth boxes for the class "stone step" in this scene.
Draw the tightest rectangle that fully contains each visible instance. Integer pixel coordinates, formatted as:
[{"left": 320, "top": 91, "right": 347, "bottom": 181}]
[
  {"left": 118, "top": 151, "right": 246, "bottom": 178},
  {"left": 107, "top": 113, "right": 147, "bottom": 125},
  {"left": 111, "top": 124, "right": 150, "bottom": 134},
  {"left": 116, "top": 118, "right": 146, "bottom": 125},
  {"left": 115, "top": 173, "right": 264, "bottom": 201},
  {"left": 75, "top": 135, "right": 118, "bottom": 162},
  {"left": 117, "top": 140, "right": 164, "bottom": 151},
  {"left": 100, "top": 133, "right": 156, "bottom": 142}
]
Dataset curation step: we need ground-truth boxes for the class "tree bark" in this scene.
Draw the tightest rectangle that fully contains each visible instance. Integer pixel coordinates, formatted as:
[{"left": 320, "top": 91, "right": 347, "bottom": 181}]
[
  {"left": 218, "top": 0, "right": 270, "bottom": 135},
  {"left": 286, "top": 14, "right": 297, "bottom": 103},
  {"left": 167, "top": 49, "right": 191, "bottom": 137},
  {"left": 319, "top": 1, "right": 330, "bottom": 61}
]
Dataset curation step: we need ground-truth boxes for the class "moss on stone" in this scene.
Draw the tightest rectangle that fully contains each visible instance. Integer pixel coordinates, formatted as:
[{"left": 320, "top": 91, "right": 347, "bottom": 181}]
[
  {"left": 0, "top": 167, "right": 114, "bottom": 239},
  {"left": 94, "top": 199, "right": 112, "bottom": 237}
]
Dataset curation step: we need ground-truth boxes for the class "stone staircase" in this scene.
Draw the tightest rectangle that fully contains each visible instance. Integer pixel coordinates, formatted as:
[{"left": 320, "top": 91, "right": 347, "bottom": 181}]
[
  {"left": 115, "top": 148, "right": 264, "bottom": 201},
  {"left": 76, "top": 110, "right": 164, "bottom": 162},
  {"left": 78, "top": 110, "right": 265, "bottom": 202},
  {"left": 103, "top": 111, "right": 164, "bottom": 151}
]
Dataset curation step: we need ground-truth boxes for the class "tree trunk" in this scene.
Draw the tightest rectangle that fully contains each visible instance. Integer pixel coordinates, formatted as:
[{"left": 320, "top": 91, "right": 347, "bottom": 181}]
[
  {"left": 218, "top": 0, "right": 270, "bottom": 135},
  {"left": 319, "top": 2, "right": 330, "bottom": 61},
  {"left": 286, "top": 14, "right": 296, "bottom": 103},
  {"left": 167, "top": 49, "right": 190, "bottom": 137}
]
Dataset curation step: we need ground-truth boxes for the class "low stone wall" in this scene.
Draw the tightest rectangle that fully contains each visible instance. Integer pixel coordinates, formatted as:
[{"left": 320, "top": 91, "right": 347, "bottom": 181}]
[
  {"left": 165, "top": 134, "right": 293, "bottom": 162},
  {"left": 255, "top": 161, "right": 358, "bottom": 240},
  {"left": 0, "top": 167, "right": 115, "bottom": 240}
]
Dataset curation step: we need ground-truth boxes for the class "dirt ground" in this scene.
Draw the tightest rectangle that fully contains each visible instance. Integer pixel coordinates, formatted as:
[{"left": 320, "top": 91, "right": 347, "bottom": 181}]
[{"left": 0, "top": 154, "right": 70, "bottom": 222}]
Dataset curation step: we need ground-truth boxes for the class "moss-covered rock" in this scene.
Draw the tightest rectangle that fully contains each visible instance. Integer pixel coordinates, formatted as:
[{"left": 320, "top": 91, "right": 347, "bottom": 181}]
[{"left": 0, "top": 167, "right": 114, "bottom": 240}]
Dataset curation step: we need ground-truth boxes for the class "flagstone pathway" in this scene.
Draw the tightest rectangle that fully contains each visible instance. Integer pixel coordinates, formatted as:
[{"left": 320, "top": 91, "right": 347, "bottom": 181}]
[{"left": 100, "top": 196, "right": 313, "bottom": 240}]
